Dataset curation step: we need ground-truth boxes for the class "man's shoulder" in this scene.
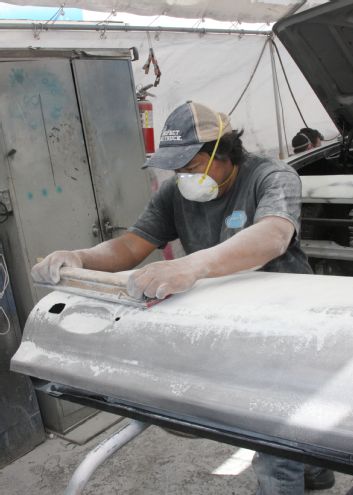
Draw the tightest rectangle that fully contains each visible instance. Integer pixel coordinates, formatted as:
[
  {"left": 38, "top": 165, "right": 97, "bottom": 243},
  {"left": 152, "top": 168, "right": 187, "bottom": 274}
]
[
  {"left": 244, "top": 153, "right": 299, "bottom": 179},
  {"left": 151, "top": 175, "right": 179, "bottom": 208},
  {"left": 155, "top": 175, "right": 178, "bottom": 195}
]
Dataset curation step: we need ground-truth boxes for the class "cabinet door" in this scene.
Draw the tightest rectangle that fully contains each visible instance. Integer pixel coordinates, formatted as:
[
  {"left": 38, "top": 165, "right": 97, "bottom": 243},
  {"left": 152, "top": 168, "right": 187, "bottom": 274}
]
[
  {"left": 0, "top": 59, "right": 102, "bottom": 300},
  {"left": 72, "top": 58, "right": 152, "bottom": 240}
]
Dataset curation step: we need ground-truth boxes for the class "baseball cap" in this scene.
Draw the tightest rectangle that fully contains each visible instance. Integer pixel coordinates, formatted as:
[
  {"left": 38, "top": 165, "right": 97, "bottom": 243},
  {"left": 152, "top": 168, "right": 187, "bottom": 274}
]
[{"left": 143, "top": 101, "right": 233, "bottom": 170}]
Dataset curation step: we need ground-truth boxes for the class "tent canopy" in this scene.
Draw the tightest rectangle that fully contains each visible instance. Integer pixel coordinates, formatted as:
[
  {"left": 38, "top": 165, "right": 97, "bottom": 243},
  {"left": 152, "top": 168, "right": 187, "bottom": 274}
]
[{"left": 1, "top": 0, "right": 327, "bottom": 23}]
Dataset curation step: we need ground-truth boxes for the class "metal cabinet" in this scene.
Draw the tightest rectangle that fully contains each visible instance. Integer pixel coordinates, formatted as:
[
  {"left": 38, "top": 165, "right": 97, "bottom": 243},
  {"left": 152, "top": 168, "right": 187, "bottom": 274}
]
[
  {"left": 73, "top": 58, "right": 151, "bottom": 238},
  {"left": 0, "top": 48, "right": 155, "bottom": 437}
]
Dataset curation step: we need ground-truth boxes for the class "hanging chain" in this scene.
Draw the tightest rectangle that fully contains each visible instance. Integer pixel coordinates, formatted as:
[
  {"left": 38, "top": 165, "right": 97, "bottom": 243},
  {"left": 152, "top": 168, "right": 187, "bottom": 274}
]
[{"left": 143, "top": 32, "right": 162, "bottom": 87}]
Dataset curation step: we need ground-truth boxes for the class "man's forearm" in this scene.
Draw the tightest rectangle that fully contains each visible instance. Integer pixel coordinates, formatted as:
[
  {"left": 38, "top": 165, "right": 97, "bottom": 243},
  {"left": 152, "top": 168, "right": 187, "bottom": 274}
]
[
  {"left": 76, "top": 240, "right": 135, "bottom": 272},
  {"left": 188, "top": 217, "right": 294, "bottom": 279},
  {"left": 76, "top": 233, "right": 156, "bottom": 272},
  {"left": 127, "top": 217, "right": 295, "bottom": 300}
]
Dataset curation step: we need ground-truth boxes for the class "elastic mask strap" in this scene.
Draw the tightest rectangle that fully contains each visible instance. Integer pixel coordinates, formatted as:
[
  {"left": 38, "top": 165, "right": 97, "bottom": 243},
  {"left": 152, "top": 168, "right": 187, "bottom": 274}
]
[
  {"left": 211, "top": 165, "right": 237, "bottom": 192},
  {"left": 198, "top": 114, "right": 223, "bottom": 185},
  {"left": 293, "top": 133, "right": 311, "bottom": 152}
]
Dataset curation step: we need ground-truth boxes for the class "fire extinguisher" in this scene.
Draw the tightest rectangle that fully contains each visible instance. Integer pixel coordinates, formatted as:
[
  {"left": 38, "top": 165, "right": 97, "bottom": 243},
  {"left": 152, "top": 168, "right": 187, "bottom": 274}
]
[{"left": 137, "top": 85, "right": 155, "bottom": 154}]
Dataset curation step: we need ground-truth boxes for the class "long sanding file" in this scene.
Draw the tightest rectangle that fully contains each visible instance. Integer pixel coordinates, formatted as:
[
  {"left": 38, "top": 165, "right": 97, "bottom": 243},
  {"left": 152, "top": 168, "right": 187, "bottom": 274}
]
[{"left": 35, "top": 267, "right": 160, "bottom": 309}]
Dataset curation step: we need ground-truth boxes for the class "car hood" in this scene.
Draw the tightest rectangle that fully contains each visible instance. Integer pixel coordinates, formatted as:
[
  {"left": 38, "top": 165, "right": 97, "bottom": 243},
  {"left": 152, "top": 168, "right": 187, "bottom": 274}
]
[{"left": 273, "top": 0, "right": 353, "bottom": 135}]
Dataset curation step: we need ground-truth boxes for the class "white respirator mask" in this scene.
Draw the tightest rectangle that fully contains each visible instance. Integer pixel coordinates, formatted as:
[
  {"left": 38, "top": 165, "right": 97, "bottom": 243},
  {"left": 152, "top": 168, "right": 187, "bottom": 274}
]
[
  {"left": 177, "top": 172, "right": 219, "bottom": 202},
  {"left": 176, "top": 115, "right": 235, "bottom": 203}
]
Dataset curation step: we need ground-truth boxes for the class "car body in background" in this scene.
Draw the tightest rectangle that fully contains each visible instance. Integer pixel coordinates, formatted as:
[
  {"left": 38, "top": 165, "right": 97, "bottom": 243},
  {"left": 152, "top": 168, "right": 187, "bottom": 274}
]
[{"left": 274, "top": 0, "right": 353, "bottom": 276}]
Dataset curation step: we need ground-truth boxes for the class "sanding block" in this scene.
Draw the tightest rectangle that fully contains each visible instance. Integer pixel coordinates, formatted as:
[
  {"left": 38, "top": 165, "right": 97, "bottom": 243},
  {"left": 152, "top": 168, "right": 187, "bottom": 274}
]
[{"left": 35, "top": 267, "right": 162, "bottom": 309}]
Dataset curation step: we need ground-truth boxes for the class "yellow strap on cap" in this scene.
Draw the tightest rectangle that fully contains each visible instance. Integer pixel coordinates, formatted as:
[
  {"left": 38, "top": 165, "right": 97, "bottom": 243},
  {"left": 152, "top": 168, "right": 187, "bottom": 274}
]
[{"left": 198, "top": 114, "right": 224, "bottom": 185}]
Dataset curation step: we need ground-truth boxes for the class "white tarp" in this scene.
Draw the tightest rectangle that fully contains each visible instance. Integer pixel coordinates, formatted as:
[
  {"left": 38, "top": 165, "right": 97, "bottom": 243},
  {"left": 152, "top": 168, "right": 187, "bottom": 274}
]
[
  {"left": 0, "top": 28, "right": 337, "bottom": 158},
  {"left": 1, "top": 0, "right": 327, "bottom": 22}
]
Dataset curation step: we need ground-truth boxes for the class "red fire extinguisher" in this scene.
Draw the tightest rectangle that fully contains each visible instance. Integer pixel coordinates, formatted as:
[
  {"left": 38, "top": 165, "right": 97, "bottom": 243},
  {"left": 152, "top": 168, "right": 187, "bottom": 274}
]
[{"left": 137, "top": 85, "right": 155, "bottom": 154}]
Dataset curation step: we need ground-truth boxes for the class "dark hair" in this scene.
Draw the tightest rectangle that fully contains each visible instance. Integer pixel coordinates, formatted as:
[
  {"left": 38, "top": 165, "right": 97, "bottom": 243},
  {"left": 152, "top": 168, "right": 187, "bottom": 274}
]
[
  {"left": 201, "top": 130, "right": 245, "bottom": 166},
  {"left": 292, "top": 127, "right": 324, "bottom": 154}
]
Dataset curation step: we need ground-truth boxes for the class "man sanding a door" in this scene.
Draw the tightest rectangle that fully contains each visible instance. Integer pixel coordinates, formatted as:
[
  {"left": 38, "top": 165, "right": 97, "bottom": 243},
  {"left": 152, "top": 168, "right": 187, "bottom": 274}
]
[{"left": 32, "top": 101, "right": 334, "bottom": 495}]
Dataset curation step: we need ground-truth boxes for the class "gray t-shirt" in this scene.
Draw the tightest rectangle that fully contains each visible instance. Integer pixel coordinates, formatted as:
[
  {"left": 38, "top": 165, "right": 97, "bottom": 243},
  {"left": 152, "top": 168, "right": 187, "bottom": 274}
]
[{"left": 130, "top": 153, "right": 312, "bottom": 274}]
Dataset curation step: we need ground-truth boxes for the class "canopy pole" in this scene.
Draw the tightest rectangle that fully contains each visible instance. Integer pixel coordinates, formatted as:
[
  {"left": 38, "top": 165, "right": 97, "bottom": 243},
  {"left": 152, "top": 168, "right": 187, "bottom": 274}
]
[
  {"left": 0, "top": 21, "right": 270, "bottom": 36},
  {"left": 269, "top": 37, "right": 285, "bottom": 159},
  {"left": 65, "top": 420, "right": 149, "bottom": 495}
]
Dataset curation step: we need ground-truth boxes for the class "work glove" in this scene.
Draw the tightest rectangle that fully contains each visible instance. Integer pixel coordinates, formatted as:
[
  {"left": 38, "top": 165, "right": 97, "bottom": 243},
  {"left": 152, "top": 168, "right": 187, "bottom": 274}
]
[
  {"left": 31, "top": 250, "right": 83, "bottom": 285},
  {"left": 127, "top": 258, "right": 199, "bottom": 300}
]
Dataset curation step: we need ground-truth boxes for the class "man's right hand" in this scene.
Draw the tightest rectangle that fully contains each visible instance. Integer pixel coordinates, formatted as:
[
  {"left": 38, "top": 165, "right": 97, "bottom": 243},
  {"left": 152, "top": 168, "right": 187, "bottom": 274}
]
[{"left": 31, "top": 251, "right": 83, "bottom": 285}]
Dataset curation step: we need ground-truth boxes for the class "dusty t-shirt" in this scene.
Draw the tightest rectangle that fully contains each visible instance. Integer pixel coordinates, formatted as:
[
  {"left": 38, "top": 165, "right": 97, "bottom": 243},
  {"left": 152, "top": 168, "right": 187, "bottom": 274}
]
[{"left": 129, "top": 153, "right": 312, "bottom": 274}]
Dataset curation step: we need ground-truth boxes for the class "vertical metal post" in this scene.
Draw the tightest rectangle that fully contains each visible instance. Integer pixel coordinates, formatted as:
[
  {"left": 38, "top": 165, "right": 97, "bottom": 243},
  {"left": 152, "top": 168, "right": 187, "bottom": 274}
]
[
  {"left": 65, "top": 420, "right": 149, "bottom": 495},
  {"left": 269, "top": 38, "right": 286, "bottom": 159}
]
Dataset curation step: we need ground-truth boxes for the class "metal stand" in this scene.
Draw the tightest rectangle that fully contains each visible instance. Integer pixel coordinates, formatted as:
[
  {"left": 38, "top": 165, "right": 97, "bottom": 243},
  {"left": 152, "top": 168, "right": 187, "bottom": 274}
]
[{"left": 65, "top": 420, "right": 149, "bottom": 495}]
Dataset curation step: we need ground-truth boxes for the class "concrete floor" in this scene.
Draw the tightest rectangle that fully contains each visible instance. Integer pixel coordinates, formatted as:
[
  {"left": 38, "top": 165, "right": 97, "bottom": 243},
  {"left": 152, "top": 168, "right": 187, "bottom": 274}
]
[{"left": 1, "top": 423, "right": 352, "bottom": 495}]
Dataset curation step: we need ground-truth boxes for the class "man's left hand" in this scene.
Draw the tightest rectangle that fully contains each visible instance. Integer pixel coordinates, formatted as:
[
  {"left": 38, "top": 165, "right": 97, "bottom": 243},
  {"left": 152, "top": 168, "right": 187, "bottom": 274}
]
[{"left": 127, "top": 258, "right": 199, "bottom": 300}]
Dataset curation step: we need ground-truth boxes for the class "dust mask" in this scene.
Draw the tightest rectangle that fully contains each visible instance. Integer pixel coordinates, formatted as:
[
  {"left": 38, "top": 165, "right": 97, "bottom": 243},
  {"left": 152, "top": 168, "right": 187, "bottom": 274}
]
[{"left": 177, "top": 173, "right": 219, "bottom": 202}]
